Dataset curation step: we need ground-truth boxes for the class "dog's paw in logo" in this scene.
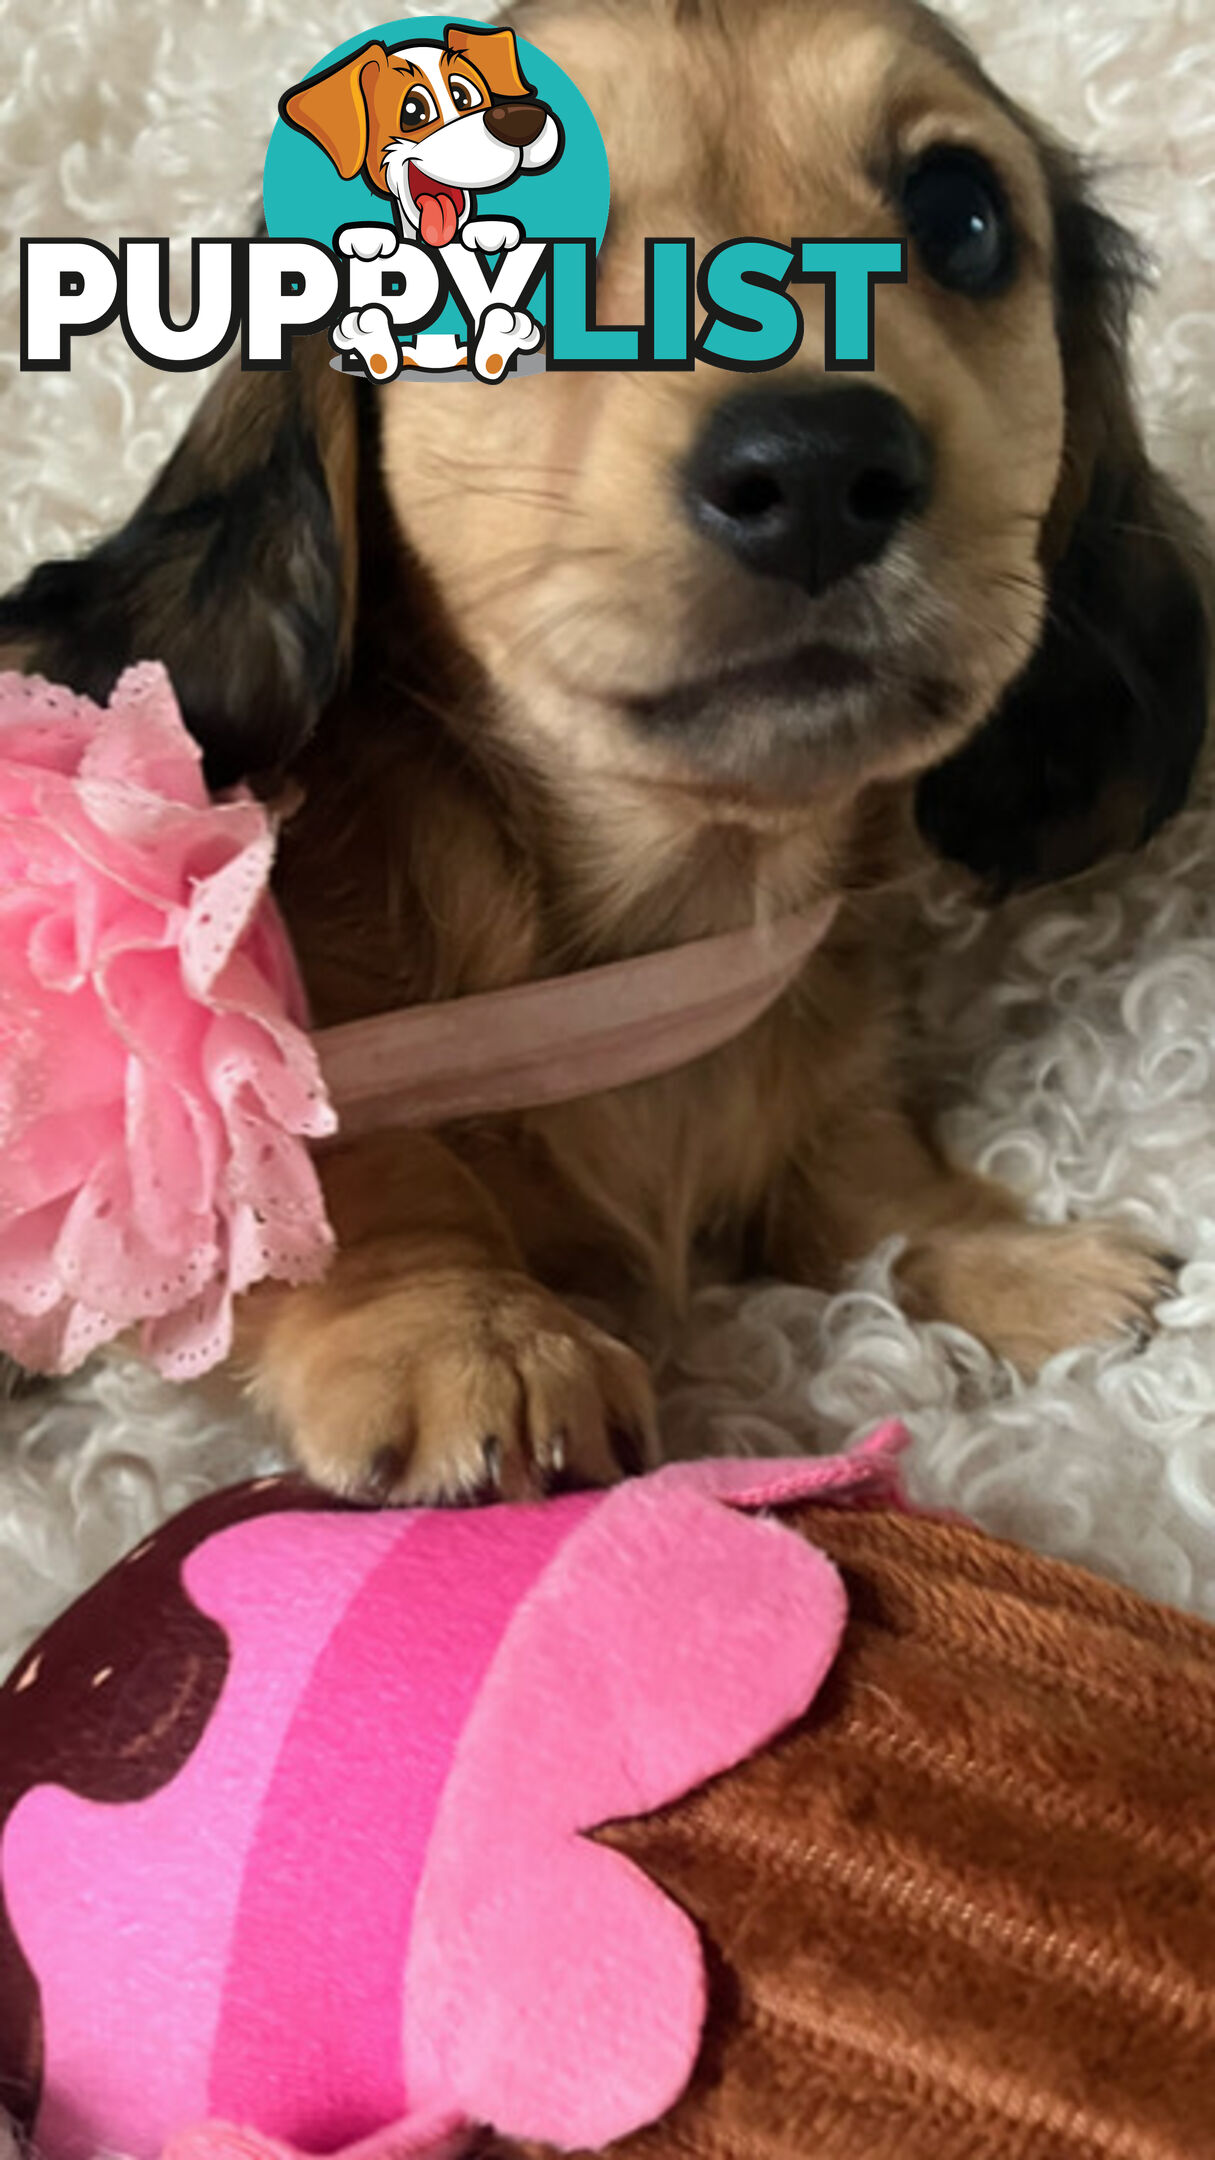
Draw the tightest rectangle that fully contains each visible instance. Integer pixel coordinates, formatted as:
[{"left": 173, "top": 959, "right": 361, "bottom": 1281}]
[
  {"left": 336, "top": 225, "right": 401, "bottom": 264},
  {"left": 332, "top": 304, "right": 404, "bottom": 380},
  {"left": 461, "top": 217, "right": 524, "bottom": 256},
  {"left": 473, "top": 304, "right": 542, "bottom": 382}
]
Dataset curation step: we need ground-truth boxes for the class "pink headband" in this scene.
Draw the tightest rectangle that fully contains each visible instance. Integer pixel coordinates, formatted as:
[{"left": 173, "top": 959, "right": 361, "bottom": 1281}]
[{"left": 0, "top": 663, "right": 838, "bottom": 1380}]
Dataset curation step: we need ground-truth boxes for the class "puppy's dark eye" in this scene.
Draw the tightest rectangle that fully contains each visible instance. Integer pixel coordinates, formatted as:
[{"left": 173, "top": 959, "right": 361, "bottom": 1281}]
[
  {"left": 902, "top": 149, "right": 1013, "bottom": 296},
  {"left": 448, "top": 74, "right": 481, "bottom": 114},
  {"left": 401, "top": 89, "right": 436, "bottom": 130}
]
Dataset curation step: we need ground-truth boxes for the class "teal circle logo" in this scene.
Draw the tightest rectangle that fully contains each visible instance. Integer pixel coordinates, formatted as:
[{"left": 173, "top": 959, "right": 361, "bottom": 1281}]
[{"left": 263, "top": 17, "right": 609, "bottom": 326}]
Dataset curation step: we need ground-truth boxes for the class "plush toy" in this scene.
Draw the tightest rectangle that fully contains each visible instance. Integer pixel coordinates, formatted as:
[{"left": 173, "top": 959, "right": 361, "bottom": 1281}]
[
  {"left": 4, "top": 1427, "right": 1215, "bottom": 2160},
  {"left": 0, "top": 1434, "right": 905, "bottom": 2159}
]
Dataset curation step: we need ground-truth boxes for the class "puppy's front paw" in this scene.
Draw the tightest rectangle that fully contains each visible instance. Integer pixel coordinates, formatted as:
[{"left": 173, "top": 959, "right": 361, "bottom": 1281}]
[
  {"left": 252, "top": 1267, "right": 658, "bottom": 1505},
  {"left": 336, "top": 224, "right": 400, "bottom": 261},
  {"left": 900, "top": 1220, "right": 1177, "bottom": 1373},
  {"left": 461, "top": 217, "right": 523, "bottom": 254}
]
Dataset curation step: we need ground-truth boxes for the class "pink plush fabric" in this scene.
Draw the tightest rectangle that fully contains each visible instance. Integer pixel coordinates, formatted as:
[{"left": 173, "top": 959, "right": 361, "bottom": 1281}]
[
  {"left": 0, "top": 663, "right": 335, "bottom": 1379},
  {"left": 165, "top": 2111, "right": 469, "bottom": 2160},
  {"left": 1, "top": 1434, "right": 908, "bottom": 2160},
  {"left": 5, "top": 1512, "right": 407, "bottom": 2158},
  {"left": 651, "top": 1423, "right": 910, "bottom": 1510},
  {"left": 205, "top": 1502, "right": 594, "bottom": 2147},
  {"left": 403, "top": 1459, "right": 859, "bottom": 2149}
]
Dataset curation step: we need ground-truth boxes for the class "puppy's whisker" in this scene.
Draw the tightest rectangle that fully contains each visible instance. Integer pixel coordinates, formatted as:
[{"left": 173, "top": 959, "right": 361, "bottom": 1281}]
[
  {"left": 429, "top": 455, "right": 586, "bottom": 484},
  {"left": 493, "top": 590, "right": 641, "bottom": 672},
  {"left": 470, "top": 487, "right": 587, "bottom": 515},
  {"left": 458, "top": 543, "right": 626, "bottom": 616}
]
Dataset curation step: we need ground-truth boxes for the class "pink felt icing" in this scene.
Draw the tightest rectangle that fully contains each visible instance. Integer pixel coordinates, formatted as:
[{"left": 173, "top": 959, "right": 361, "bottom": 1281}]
[
  {"left": 0, "top": 663, "right": 335, "bottom": 1380},
  {"left": 651, "top": 1418, "right": 910, "bottom": 1509},
  {"left": 167, "top": 2108, "right": 468, "bottom": 2160},
  {"left": 207, "top": 1500, "right": 595, "bottom": 2148},
  {"left": 403, "top": 1455, "right": 864, "bottom": 2151}
]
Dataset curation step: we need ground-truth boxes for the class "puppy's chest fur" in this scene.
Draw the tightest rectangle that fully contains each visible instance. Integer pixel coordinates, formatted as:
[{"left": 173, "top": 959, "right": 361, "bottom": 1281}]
[{"left": 276, "top": 710, "right": 905, "bottom": 1310}]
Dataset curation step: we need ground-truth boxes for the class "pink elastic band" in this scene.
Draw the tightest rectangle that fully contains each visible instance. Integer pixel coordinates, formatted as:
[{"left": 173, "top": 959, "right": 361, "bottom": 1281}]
[{"left": 313, "top": 900, "right": 839, "bottom": 1139}]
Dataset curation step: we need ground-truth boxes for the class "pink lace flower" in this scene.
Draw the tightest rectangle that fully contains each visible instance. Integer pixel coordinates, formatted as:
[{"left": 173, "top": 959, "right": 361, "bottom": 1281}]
[{"left": 0, "top": 663, "right": 337, "bottom": 1380}]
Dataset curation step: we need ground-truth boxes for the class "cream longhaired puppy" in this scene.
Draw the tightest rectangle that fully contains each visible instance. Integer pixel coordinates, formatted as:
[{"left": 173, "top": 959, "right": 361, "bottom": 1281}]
[{"left": 2, "top": 0, "right": 1209, "bottom": 1500}]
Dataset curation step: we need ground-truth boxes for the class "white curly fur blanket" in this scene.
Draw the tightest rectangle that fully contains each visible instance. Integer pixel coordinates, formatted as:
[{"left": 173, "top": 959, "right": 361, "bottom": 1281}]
[{"left": 0, "top": 0, "right": 1212, "bottom": 1683}]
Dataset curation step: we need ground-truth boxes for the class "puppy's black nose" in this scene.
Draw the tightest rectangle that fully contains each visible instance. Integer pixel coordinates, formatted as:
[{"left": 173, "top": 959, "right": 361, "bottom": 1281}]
[
  {"left": 484, "top": 101, "right": 548, "bottom": 148},
  {"left": 684, "top": 387, "right": 932, "bottom": 596}
]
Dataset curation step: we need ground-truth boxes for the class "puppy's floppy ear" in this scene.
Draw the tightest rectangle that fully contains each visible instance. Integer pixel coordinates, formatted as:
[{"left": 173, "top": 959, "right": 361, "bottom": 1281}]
[
  {"left": 917, "top": 146, "right": 1211, "bottom": 894},
  {"left": 0, "top": 334, "right": 360, "bottom": 789},
  {"left": 280, "top": 41, "right": 388, "bottom": 181},
  {"left": 445, "top": 23, "right": 535, "bottom": 101}
]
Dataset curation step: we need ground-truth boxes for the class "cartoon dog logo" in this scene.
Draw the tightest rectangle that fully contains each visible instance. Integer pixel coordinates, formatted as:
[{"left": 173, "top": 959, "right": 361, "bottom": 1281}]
[{"left": 281, "top": 23, "right": 563, "bottom": 382}]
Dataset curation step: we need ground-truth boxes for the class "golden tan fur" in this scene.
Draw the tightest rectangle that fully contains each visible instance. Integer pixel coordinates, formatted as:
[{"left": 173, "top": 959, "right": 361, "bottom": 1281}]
[
  {"left": 234, "top": 0, "right": 1182, "bottom": 1500},
  {"left": 6, "top": 0, "right": 1202, "bottom": 1495}
]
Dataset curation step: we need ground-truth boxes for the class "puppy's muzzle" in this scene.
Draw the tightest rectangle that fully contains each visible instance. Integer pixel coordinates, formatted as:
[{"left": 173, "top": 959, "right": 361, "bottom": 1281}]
[
  {"left": 484, "top": 100, "right": 551, "bottom": 148},
  {"left": 684, "top": 387, "right": 932, "bottom": 598}
]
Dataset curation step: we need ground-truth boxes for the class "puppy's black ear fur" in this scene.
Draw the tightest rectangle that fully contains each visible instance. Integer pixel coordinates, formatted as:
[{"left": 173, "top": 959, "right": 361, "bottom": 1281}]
[
  {"left": 917, "top": 148, "right": 1211, "bottom": 894},
  {"left": 0, "top": 337, "right": 360, "bottom": 790}
]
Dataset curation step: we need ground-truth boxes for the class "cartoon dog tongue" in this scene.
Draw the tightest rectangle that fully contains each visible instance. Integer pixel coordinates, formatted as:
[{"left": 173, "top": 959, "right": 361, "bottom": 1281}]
[{"left": 410, "top": 169, "right": 464, "bottom": 249}]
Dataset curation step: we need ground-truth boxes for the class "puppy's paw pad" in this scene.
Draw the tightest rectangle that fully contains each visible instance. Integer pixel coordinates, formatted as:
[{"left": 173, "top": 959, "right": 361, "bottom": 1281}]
[
  {"left": 473, "top": 305, "right": 541, "bottom": 380},
  {"left": 336, "top": 224, "right": 400, "bottom": 261},
  {"left": 332, "top": 304, "right": 402, "bottom": 380},
  {"left": 462, "top": 217, "right": 523, "bottom": 254}
]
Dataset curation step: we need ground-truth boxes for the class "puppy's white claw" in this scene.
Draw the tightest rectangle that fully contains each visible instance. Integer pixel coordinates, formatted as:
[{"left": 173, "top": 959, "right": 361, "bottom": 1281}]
[
  {"left": 336, "top": 224, "right": 400, "bottom": 262},
  {"left": 331, "top": 304, "right": 403, "bottom": 382},
  {"left": 461, "top": 217, "right": 523, "bottom": 254},
  {"left": 473, "top": 305, "right": 542, "bottom": 381}
]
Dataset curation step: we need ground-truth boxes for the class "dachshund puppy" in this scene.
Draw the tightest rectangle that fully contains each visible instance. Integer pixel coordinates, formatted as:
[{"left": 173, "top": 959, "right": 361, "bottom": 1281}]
[{"left": 2, "top": 0, "right": 1209, "bottom": 1500}]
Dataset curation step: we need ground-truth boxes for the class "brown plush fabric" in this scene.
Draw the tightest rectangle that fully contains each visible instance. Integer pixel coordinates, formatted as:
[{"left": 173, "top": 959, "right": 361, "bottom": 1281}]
[{"left": 494, "top": 1507, "right": 1215, "bottom": 2160}]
